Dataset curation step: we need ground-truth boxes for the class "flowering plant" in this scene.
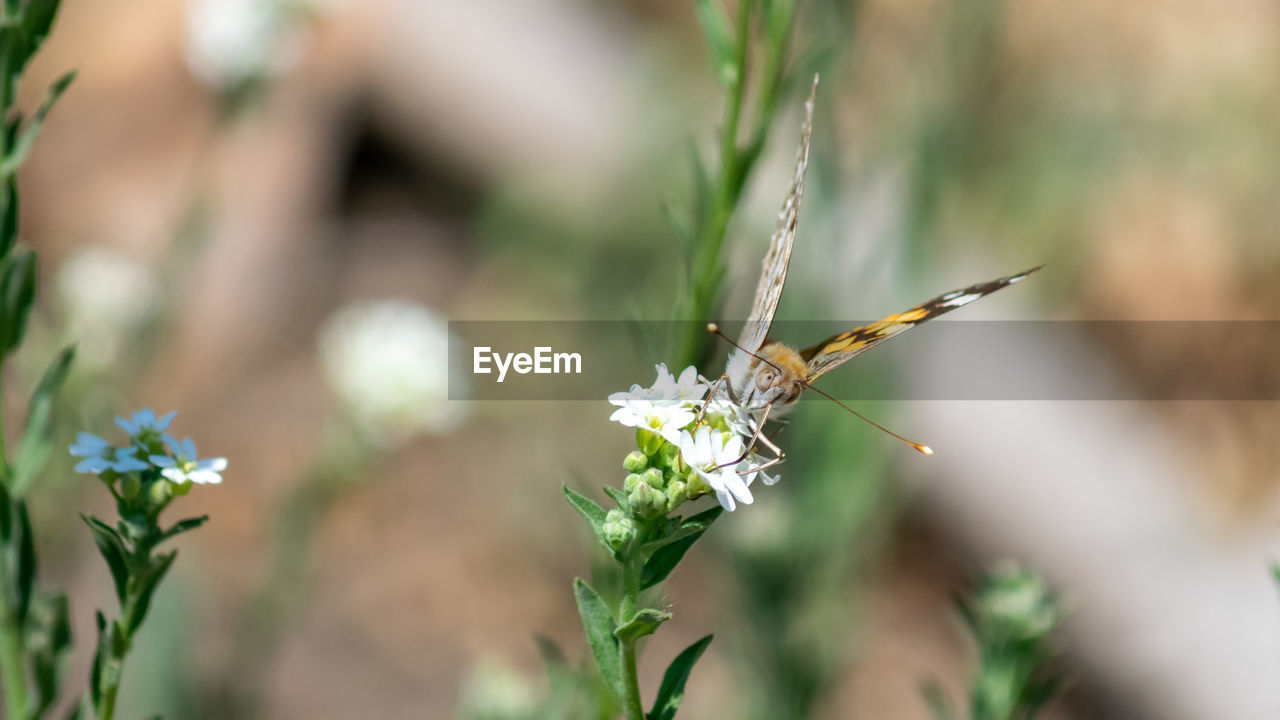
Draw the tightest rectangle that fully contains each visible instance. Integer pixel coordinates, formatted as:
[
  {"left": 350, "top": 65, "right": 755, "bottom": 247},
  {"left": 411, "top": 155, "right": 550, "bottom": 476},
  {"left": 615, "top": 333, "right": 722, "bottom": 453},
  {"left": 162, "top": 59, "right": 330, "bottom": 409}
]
[{"left": 566, "top": 364, "right": 779, "bottom": 719}]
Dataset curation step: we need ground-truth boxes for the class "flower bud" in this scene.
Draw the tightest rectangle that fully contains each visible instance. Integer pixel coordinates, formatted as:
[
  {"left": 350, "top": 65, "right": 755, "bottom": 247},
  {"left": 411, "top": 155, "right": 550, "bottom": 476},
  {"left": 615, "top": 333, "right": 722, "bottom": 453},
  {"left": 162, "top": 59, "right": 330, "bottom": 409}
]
[
  {"left": 602, "top": 509, "right": 636, "bottom": 551},
  {"left": 665, "top": 480, "right": 688, "bottom": 511},
  {"left": 977, "top": 562, "right": 1060, "bottom": 641},
  {"left": 684, "top": 472, "right": 711, "bottom": 500},
  {"left": 149, "top": 478, "right": 173, "bottom": 504},
  {"left": 120, "top": 473, "right": 141, "bottom": 500},
  {"left": 624, "top": 473, "right": 644, "bottom": 494},
  {"left": 627, "top": 481, "right": 667, "bottom": 520},
  {"left": 656, "top": 441, "right": 681, "bottom": 471},
  {"left": 642, "top": 467, "right": 665, "bottom": 490},
  {"left": 636, "top": 428, "right": 665, "bottom": 456},
  {"left": 623, "top": 451, "right": 648, "bottom": 473}
]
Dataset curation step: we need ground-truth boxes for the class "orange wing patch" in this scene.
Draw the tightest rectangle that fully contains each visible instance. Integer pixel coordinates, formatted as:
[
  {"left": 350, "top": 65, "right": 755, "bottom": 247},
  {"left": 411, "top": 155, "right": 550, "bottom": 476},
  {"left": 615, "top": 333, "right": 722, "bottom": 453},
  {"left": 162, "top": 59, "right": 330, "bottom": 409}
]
[{"left": 800, "top": 266, "right": 1042, "bottom": 382}]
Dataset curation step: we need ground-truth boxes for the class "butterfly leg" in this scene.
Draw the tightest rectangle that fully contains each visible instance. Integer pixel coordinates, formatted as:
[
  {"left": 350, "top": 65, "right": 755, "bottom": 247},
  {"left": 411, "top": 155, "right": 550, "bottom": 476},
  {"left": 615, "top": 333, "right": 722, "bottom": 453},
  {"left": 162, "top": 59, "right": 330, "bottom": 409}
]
[
  {"left": 694, "top": 373, "right": 729, "bottom": 429},
  {"left": 715, "top": 403, "right": 786, "bottom": 470}
]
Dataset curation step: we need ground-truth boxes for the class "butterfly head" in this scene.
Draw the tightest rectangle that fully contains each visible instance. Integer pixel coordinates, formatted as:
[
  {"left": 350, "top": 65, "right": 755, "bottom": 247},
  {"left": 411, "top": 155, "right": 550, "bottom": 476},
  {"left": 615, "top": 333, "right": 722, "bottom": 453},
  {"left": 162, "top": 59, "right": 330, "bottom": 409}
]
[{"left": 725, "top": 342, "right": 807, "bottom": 413}]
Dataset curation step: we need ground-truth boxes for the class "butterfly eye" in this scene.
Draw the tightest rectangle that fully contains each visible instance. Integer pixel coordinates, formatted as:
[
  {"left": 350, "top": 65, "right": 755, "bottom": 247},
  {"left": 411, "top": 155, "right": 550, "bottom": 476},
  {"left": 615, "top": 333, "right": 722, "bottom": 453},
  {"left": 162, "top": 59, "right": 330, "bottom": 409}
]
[{"left": 756, "top": 368, "right": 776, "bottom": 390}]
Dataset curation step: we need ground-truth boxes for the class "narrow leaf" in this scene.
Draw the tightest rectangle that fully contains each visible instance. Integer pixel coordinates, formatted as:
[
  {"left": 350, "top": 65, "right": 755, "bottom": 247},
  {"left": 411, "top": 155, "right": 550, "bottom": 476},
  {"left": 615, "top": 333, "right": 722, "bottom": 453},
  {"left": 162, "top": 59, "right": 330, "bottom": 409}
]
[
  {"left": 641, "top": 507, "right": 721, "bottom": 590},
  {"left": 19, "top": 0, "right": 64, "bottom": 65},
  {"left": 920, "top": 679, "right": 956, "bottom": 720},
  {"left": 615, "top": 608, "right": 671, "bottom": 644},
  {"left": 128, "top": 550, "right": 176, "bottom": 633},
  {"left": 647, "top": 634, "right": 713, "bottom": 720},
  {"left": 0, "top": 181, "right": 15, "bottom": 260},
  {"left": 159, "top": 515, "right": 209, "bottom": 543},
  {"left": 0, "top": 71, "right": 76, "bottom": 178},
  {"left": 563, "top": 485, "right": 608, "bottom": 546},
  {"left": 12, "top": 345, "right": 75, "bottom": 496},
  {"left": 602, "top": 485, "right": 629, "bottom": 511},
  {"left": 82, "top": 515, "right": 129, "bottom": 603},
  {"left": 534, "top": 634, "right": 568, "bottom": 670},
  {"left": 694, "top": 0, "right": 736, "bottom": 89},
  {"left": 13, "top": 500, "right": 36, "bottom": 623},
  {"left": 573, "top": 577, "right": 624, "bottom": 705},
  {"left": 0, "top": 247, "right": 36, "bottom": 359}
]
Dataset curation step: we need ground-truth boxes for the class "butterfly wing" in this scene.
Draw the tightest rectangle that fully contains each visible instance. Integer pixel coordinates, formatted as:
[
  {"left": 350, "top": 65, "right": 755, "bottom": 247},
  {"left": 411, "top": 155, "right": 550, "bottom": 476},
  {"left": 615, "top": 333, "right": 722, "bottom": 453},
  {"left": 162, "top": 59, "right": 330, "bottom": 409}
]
[
  {"left": 738, "top": 75, "right": 818, "bottom": 354},
  {"left": 800, "top": 265, "right": 1043, "bottom": 382}
]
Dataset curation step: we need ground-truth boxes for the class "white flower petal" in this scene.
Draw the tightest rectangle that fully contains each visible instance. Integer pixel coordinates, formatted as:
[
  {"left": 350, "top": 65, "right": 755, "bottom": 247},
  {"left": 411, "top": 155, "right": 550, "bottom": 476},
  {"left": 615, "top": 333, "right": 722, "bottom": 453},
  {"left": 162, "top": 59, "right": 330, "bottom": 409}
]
[
  {"left": 720, "top": 469, "right": 754, "bottom": 505},
  {"left": 715, "top": 488, "right": 737, "bottom": 512},
  {"left": 187, "top": 470, "right": 224, "bottom": 485}
]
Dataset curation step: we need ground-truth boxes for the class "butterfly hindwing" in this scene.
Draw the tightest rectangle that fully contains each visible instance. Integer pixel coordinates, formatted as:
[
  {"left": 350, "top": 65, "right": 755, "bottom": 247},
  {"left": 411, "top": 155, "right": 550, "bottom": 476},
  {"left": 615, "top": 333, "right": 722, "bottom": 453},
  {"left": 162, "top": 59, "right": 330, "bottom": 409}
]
[
  {"left": 799, "top": 265, "right": 1043, "bottom": 382},
  {"left": 738, "top": 76, "right": 818, "bottom": 355}
]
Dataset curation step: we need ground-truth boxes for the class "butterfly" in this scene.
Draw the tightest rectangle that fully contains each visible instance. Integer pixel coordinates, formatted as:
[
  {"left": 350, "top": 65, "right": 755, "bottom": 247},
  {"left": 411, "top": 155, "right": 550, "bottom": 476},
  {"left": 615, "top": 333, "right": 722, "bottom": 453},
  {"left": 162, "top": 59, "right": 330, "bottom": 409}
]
[{"left": 709, "top": 75, "right": 1041, "bottom": 462}]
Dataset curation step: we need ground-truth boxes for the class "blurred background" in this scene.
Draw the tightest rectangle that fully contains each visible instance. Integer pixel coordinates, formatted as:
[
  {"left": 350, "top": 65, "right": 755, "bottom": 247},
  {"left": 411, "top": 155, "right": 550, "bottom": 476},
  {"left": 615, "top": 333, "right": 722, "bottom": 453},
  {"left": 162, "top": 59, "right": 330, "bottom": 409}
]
[{"left": 10, "top": 0, "right": 1280, "bottom": 717}]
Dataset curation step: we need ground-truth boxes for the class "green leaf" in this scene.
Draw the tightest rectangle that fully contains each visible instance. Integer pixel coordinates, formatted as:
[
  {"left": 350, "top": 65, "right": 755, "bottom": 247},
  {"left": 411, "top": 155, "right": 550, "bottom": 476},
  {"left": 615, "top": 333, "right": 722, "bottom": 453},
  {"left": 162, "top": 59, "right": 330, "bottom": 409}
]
[
  {"left": 12, "top": 500, "right": 36, "bottom": 624},
  {"left": 128, "top": 550, "right": 176, "bottom": 633},
  {"left": 573, "top": 577, "right": 624, "bottom": 705},
  {"left": 647, "top": 634, "right": 712, "bottom": 720},
  {"left": 563, "top": 485, "right": 608, "bottom": 548},
  {"left": 640, "top": 507, "right": 721, "bottom": 590},
  {"left": 534, "top": 634, "right": 568, "bottom": 670},
  {"left": 601, "top": 485, "right": 629, "bottom": 511},
  {"left": 0, "top": 246, "right": 36, "bottom": 359},
  {"left": 920, "top": 679, "right": 956, "bottom": 720},
  {"left": 159, "top": 515, "right": 209, "bottom": 543},
  {"left": 82, "top": 515, "right": 129, "bottom": 603},
  {"left": 89, "top": 612, "right": 109, "bottom": 707},
  {"left": 0, "top": 479, "right": 12, "bottom": 541},
  {"left": 640, "top": 518, "right": 716, "bottom": 554},
  {"left": 29, "top": 591, "right": 73, "bottom": 717},
  {"left": 0, "top": 181, "right": 15, "bottom": 260},
  {"left": 19, "top": 0, "right": 64, "bottom": 66},
  {"left": 614, "top": 608, "right": 670, "bottom": 644},
  {"left": 12, "top": 345, "right": 75, "bottom": 496},
  {"left": 694, "top": 0, "right": 737, "bottom": 89},
  {"left": 0, "top": 70, "right": 75, "bottom": 179}
]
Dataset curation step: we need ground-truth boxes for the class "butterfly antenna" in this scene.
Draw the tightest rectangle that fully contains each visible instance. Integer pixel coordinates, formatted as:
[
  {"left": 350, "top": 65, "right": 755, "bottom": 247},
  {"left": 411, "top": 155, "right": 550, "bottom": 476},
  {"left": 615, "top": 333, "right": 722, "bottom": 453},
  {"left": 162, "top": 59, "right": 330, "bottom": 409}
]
[
  {"left": 800, "top": 381, "right": 934, "bottom": 455},
  {"left": 706, "top": 323, "right": 784, "bottom": 373}
]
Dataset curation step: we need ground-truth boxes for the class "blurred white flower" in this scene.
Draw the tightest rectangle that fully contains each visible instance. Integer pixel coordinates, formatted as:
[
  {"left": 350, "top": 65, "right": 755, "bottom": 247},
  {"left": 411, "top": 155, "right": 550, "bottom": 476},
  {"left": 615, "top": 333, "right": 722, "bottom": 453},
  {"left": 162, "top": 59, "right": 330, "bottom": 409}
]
[
  {"left": 150, "top": 435, "right": 228, "bottom": 485},
  {"left": 56, "top": 246, "right": 159, "bottom": 368},
  {"left": 184, "top": 0, "right": 303, "bottom": 90},
  {"left": 457, "top": 661, "right": 536, "bottom": 719},
  {"left": 319, "top": 299, "right": 465, "bottom": 443}
]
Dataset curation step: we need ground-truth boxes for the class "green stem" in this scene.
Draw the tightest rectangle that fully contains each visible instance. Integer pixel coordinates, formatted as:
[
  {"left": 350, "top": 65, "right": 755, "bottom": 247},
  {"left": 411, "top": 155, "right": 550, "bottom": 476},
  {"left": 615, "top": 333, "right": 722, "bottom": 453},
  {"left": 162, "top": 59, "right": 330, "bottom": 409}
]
[
  {"left": 0, "top": 340, "right": 25, "bottom": 720},
  {"left": 618, "top": 553, "right": 644, "bottom": 720},
  {"left": 93, "top": 542, "right": 152, "bottom": 720},
  {"left": 0, "top": 603, "right": 27, "bottom": 720},
  {"left": 681, "top": 0, "right": 751, "bottom": 370}
]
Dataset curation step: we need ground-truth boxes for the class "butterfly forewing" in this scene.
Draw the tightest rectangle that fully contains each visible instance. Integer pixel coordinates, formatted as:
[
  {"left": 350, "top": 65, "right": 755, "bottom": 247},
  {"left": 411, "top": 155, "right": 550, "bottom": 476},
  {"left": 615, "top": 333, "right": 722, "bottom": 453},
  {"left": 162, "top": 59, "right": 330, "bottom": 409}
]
[
  {"left": 738, "top": 76, "right": 819, "bottom": 355},
  {"left": 800, "top": 265, "right": 1043, "bottom": 382}
]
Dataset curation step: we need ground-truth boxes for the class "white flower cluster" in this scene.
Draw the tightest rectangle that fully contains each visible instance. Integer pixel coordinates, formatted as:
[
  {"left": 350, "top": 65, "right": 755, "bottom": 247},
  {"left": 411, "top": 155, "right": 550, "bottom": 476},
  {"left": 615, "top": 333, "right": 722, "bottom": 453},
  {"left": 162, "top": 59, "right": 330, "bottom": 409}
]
[
  {"left": 70, "top": 408, "right": 227, "bottom": 487},
  {"left": 318, "top": 299, "right": 466, "bottom": 444},
  {"left": 609, "top": 364, "right": 778, "bottom": 512}
]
